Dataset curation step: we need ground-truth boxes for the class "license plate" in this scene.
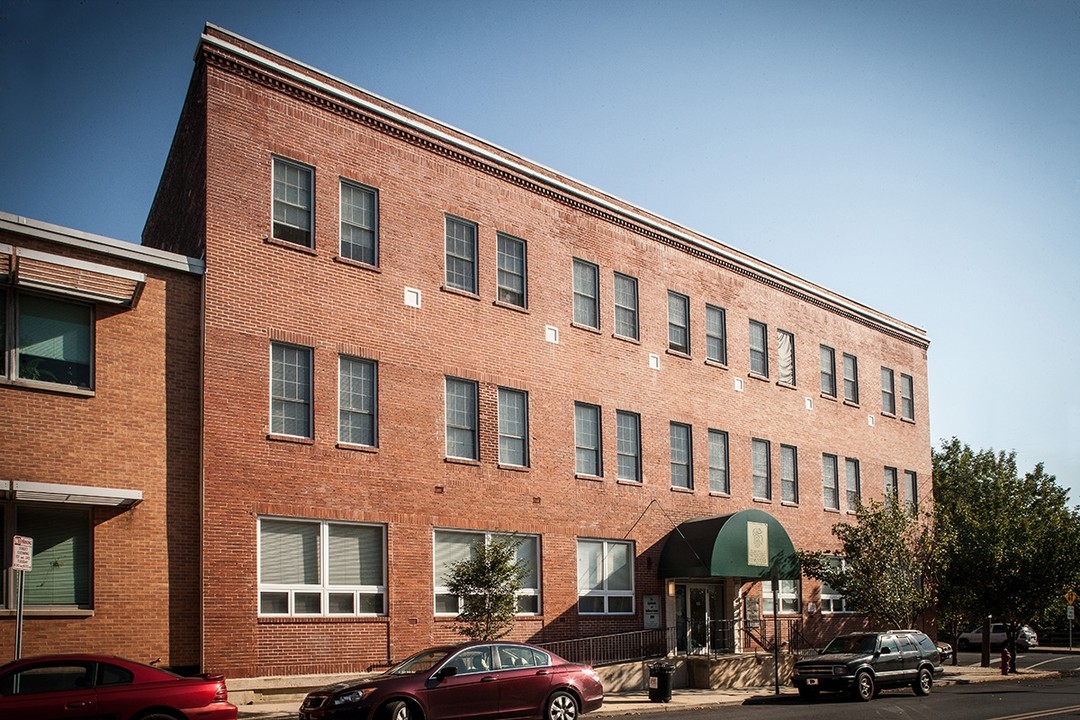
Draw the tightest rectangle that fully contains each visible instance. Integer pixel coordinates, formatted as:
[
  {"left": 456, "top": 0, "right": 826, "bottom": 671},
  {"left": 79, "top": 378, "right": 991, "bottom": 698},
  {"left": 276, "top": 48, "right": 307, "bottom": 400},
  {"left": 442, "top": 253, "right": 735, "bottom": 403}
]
[{"left": 806, "top": 678, "right": 818, "bottom": 686}]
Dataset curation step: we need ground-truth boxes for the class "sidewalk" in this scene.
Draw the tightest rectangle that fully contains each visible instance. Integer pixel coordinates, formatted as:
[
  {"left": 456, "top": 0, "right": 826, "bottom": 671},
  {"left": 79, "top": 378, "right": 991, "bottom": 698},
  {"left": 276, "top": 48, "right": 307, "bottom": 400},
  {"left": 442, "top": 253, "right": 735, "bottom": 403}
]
[{"left": 235, "top": 652, "right": 1076, "bottom": 719}]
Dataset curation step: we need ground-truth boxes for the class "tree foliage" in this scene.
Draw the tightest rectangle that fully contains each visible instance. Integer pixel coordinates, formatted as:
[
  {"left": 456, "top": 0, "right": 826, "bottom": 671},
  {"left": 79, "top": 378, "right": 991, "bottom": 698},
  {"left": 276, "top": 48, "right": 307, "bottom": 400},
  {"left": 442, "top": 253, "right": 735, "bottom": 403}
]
[
  {"left": 445, "top": 535, "right": 528, "bottom": 641},
  {"left": 933, "top": 437, "right": 1080, "bottom": 639},
  {"left": 798, "top": 499, "right": 943, "bottom": 630}
]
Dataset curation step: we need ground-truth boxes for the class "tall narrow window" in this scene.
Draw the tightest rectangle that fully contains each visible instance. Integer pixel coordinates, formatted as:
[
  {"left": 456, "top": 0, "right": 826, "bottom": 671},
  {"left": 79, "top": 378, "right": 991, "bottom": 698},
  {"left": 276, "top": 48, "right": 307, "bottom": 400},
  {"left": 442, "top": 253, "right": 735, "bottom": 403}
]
[
  {"left": 616, "top": 410, "right": 641, "bottom": 483},
  {"left": 17, "top": 294, "right": 93, "bottom": 389},
  {"left": 339, "top": 356, "right": 377, "bottom": 447},
  {"left": 496, "top": 233, "right": 527, "bottom": 307},
  {"left": 613, "top": 273, "right": 639, "bottom": 340},
  {"left": 574, "top": 402, "right": 602, "bottom": 476},
  {"left": 667, "top": 291, "right": 690, "bottom": 354},
  {"left": 669, "top": 422, "right": 692, "bottom": 489},
  {"left": 900, "top": 374, "right": 915, "bottom": 420},
  {"left": 706, "top": 304, "right": 727, "bottom": 364},
  {"left": 780, "top": 444, "right": 798, "bottom": 503},
  {"left": 708, "top": 429, "right": 729, "bottom": 494},
  {"left": 884, "top": 466, "right": 899, "bottom": 499},
  {"left": 577, "top": 539, "right": 634, "bottom": 614},
  {"left": 777, "top": 329, "right": 795, "bottom": 385},
  {"left": 752, "top": 438, "right": 771, "bottom": 499},
  {"left": 823, "top": 454, "right": 840, "bottom": 510},
  {"left": 271, "top": 342, "right": 312, "bottom": 438},
  {"left": 339, "top": 180, "right": 378, "bottom": 265},
  {"left": 573, "top": 259, "right": 599, "bottom": 329},
  {"left": 881, "top": 367, "right": 896, "bottom": 415},
  {"left": 445, "top": 377, "right": 478, "bottom": 460},
  {"left": 445, "top": 216, "right": 478, "bottom": 293},
  {"left": 820, "top": 345, "right": 836, "bottom": 397},
  {"left": 819, "top": 557, "right": 850, "bottom": 613},
  {"left": 273, "top": 157, "right": 313, "bottom": 246},
  {"left": 904, "top": 470, "right": 918, "bottom": 512},
  {"left": 843, "top": 353, "right": 859, "bottom": 404},
  {"left": 749, "top": 320, "right": 768, "bottom": 377},
  {"left": 498, "top": 387, "right": 528, "bottom": 466},
  {"left": 845, "top": 458, "right": 861, "bottom": 511}
]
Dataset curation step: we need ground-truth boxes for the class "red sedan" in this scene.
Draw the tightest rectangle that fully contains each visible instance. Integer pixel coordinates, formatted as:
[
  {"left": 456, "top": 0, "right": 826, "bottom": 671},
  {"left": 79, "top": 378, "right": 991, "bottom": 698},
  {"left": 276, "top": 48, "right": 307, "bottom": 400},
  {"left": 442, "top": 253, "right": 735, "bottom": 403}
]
[
  {"left": 299, "top": 641, "right": 604, "bottom": 720},
  {"left": 0, "top": 653, "right": 238, "bottom": 720}
]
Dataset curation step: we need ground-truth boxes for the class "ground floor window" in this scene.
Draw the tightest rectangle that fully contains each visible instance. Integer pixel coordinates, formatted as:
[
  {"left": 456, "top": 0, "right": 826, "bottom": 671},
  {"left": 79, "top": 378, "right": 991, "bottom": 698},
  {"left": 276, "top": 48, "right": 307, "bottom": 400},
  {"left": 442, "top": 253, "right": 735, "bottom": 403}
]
[
  {"left": 258, "top": 517, "right": 386, "bottom": 616},
  {"left": 577, "top": 538, "right": 634, "bottom": 615},
  {"left": 819, "top": 556, "right": 851, "bottom": 613},
  {"left": 762, "top": 577, "right": 800, "bottom": 614},
  {"left": 432, "top": 530, "right": 541, "bottom": 615},
  {"left": 2, "top": 504, "right": 91, "bottom": 608}
]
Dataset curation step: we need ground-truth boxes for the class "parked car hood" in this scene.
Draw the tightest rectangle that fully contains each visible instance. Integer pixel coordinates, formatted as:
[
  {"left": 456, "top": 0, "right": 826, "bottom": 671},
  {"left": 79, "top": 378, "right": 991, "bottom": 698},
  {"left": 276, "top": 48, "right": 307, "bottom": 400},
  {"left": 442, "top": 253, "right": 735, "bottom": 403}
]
[{"left": 796, "top": 652, "right": 873, "bottom": 665}]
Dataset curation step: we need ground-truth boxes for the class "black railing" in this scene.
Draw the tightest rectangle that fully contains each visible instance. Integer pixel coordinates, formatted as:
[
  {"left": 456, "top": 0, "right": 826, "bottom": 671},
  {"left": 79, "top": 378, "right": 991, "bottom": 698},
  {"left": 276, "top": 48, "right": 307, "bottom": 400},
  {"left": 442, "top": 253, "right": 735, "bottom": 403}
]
[{"left": 538, "top": 628, "right": 677, "bottom": 667}]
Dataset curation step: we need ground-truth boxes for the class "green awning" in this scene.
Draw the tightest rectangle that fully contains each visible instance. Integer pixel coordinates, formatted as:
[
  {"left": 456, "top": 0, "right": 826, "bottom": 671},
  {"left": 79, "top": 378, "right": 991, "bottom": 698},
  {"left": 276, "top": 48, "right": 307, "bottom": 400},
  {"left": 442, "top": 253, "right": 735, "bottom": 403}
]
[{"left": 658, "top": 509, "right": 800, "bottom": 581}]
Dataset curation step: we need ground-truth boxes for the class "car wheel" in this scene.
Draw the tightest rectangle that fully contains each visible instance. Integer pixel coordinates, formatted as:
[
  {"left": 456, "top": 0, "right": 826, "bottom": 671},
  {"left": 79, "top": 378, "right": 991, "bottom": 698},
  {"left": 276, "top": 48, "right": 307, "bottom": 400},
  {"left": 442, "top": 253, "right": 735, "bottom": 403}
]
[
  {"left": 137, "top": 714, "right": 182, "bottom": 720},
  {"left": 957, "top": 638, "right": 970, "bottom": 651},
  {"left": 546, "top": 690, "right": 579, "bottom": 720},
  {"left": 852, "top": 670, "right": 874, "bottom": 702},
  {"left": 797, "top": 685, "right": 820, "bottom": 700},
  {"left": 913, "top": 667, "right": 933, "bottom": 696},
  {"left": 384, "top": 700, "right": 412, "bottom": 720}
]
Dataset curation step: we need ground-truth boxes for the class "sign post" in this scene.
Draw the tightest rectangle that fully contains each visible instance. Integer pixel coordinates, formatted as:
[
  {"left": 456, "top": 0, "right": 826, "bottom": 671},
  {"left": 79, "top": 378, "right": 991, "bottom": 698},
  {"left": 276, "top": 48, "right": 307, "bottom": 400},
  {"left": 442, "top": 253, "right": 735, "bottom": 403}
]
[
  {"left": 1067, "top": 590, "right": 1077, "bottom": 651},
  {"left": 12, "top": 535, "right": 32, "bottom": 660}
]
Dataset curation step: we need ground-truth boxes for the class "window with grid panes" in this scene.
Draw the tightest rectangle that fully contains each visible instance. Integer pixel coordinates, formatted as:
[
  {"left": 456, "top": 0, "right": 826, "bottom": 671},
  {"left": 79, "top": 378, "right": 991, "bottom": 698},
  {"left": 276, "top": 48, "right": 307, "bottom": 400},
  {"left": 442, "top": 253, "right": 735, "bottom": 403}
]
[
  {"left": 496, "top": 233, "right": 527, "bottom": 307},
  {"left": 445, "top": 216, "right": 478, "bottom": 293},
  {"left": 669, "top": 422, "right": 692, "bottom": 489},
  {"left": 616, "top": 410, "right": 641, "bottom": 483},
  {"left": 574, "top": 402, "right": 601, "bottom": 476},
  {"left": 780, "top": 444, "right": 798, "bottom": 503},
  {"left": 577, "top": 539, "right": 633, "bottom": 614},
  {"left": 273, "top": 157, "right": 313, "bottom": 246},
  {"left": 271, "top": 342, "right": 312, "bottom": 438},
  {"left": 572, "top": 259, "right": 599, "bottom": 328},
  {"left": 667, "top": 291, "right": 690, "bottom": 354},
  {"left": 708, "top": 429, "right": 729, "bottom": 494},
  {"left": 613, "top": 273, "right": 638, "bottom": 340},
  {"left": 498, "top": 387, "right": 528, "bottom": 466},
  {"left": 339, "top": 356, "right": 376, "bottom": 446},
  {"left": 339, "top": 180, "right": 377, "bottom": 264},
  {"left": 749, "top": 320, "right": 769, "bottom": 376},
  {"left": 445, "top": 377, "right": 478, "bottom": 460},
  {"left": 823, "top": 454, "right": 840, "bottom": 510},
  {"left": 706, "top": 304, "right": 727, "bottom": 364},
  {"left": 752, "top": 438, "right": 771, "bottom": 499}
]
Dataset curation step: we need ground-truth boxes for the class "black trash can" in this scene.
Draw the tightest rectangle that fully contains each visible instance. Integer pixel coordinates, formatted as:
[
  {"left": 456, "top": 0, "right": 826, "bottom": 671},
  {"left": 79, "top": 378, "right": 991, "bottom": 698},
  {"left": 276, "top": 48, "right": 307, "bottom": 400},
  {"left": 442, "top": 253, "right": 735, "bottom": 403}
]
[{"left": 647, "top": 661, "right": 674, "bottom": 702}]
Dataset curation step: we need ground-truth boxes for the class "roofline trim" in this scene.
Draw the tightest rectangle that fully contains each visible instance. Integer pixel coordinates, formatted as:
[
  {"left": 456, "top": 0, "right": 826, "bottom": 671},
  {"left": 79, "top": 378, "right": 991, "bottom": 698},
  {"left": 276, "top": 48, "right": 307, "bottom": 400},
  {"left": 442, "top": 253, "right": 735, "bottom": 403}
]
[
  {"left": 201, "top": 26, "right": 927, "bottom": 346},
  {"left": 0, "top": 213, "right": 205, "bottom": 276}
]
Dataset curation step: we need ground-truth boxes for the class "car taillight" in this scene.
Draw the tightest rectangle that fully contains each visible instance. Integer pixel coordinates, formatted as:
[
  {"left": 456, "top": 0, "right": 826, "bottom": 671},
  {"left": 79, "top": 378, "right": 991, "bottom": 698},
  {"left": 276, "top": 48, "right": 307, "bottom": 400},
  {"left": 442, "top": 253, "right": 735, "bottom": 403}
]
[{"left": 202, "top": 673, "right": 229, "bottom": 703}]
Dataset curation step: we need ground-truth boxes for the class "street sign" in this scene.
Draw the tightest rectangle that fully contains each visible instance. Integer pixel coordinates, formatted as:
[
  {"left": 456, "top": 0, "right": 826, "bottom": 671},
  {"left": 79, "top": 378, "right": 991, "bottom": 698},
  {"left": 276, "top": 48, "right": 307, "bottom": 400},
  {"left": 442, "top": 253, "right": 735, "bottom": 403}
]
[
  {"left": 1067, "top": 590, "right": 1077, "bottom": 606},
  {"left": 12, "top": 535, "right": 32, "bottom": 572},
  {"left": 1069, "top": 605, "right": 1075, "bottom": 620}
]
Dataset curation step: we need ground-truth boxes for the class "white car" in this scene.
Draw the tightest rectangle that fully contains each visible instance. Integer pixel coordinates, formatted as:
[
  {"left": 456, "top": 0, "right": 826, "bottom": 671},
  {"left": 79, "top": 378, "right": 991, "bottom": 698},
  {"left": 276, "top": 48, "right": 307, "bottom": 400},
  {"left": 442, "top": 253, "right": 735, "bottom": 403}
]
[{"left": 956, "top": 623, "right": 1038, "bottom": 651}]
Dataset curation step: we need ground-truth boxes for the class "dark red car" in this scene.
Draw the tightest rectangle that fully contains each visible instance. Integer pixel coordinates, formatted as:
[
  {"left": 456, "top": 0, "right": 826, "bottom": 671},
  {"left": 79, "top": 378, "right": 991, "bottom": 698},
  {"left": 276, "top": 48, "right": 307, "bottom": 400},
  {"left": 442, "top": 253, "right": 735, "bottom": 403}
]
[
  {"left": 0, "top": 653, "right": 238, "bottom": 720},
  {"left": 299, "top": 641, "right": 603, "bottom": 720}
]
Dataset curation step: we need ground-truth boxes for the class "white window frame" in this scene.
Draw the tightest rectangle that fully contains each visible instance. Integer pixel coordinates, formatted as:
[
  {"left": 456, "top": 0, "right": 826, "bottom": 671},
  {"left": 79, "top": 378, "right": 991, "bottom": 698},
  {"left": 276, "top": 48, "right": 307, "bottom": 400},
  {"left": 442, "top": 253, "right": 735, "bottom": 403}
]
[
  {"left": 574, "top": 402, "right": 602, "bottom": 476},
  {"left": 613, "top": 273, "right": 639, "bottom": 340},
  {"left": 819, "top": 556, "right": 851, "bottom": 613},
  {"left": 445, "top": 216, "right": 478, "bottom": 294},
  {"left": 667, "top": 291, "right": 690, "bottom": 354},
  {"left": 272, "top": 156, "right": 314, "bottom": 247},
  {"left": 706, "top": 304, "right": 727, "bottom": 365},
  {"left": 498, "top": 387, "right": 529, "bottom": 467},
  {"left": 433, "top": 530, "right": 541, "bottom": 616},
  {"left": 763, "top": 577, "right": 800, "bottom": 614},
  {"left": 496, "top": 233, "right": 527, "bottom": 308},
  {"left": 338, "top": 355, "right": 377, "bottom": 447},
  {"left": 258, "top": 517, "right": 386, "bottom": 617},
  {"left": 577, "top": 538, "right": 634, "bottom": 615},
  {"left": 445, "top": 377, "right": 479, "bottom": 460},
  {"left": 615, "top": 410, "right": 641, "bottom": 483},
  {"left": 339, "top": 179, "right": 378, "bottom": 265},
  {"left": 572, "top": 259, "right": 599, "bottom": 329},
  {"left": 749, "top": 320, "right": 769, "bottom": 377},
  {"left": 270, "top": 341, "right": 313, "bottom": 439}
]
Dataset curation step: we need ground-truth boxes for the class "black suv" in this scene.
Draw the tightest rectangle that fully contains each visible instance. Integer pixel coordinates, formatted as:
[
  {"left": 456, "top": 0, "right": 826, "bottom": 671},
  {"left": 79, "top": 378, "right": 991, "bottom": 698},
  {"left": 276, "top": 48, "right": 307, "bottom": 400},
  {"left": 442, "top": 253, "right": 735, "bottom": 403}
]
[{"left": 791, "top": 630, "right": 944, "bottom": 701}]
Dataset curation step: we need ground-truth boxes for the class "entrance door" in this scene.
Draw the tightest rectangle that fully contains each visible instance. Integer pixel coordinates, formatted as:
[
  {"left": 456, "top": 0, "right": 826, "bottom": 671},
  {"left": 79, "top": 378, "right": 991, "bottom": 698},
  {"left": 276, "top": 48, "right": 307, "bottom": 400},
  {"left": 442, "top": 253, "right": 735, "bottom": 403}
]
[{"left": 675, "top": 584, "right": 724, "bottom": 655}]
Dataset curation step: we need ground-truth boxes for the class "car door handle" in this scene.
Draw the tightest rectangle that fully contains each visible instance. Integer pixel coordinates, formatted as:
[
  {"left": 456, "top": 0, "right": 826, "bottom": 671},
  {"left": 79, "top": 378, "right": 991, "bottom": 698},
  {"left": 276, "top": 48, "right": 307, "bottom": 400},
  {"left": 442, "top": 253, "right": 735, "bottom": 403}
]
[
  {"left": 65, "top": 701, "right": 91, "bottom": 709},
  {"left": 480, "top": 675, "right": 498, "bottom": 682},
  {"left": 536, "top": 669, "right": 551, "bottom": 675}
]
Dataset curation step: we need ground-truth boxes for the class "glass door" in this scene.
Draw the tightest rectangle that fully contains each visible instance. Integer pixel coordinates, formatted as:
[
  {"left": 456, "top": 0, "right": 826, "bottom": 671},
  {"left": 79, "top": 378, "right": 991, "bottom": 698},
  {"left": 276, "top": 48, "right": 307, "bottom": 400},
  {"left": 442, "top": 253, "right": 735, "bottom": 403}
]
[{"left": 675, "top": 583, "right": 724, "bottom": 655}]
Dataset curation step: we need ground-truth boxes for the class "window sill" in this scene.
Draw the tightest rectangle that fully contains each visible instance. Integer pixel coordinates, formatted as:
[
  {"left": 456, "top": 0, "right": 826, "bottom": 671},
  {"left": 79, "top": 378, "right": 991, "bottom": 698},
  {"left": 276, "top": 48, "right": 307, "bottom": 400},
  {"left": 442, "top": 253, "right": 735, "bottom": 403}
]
[
  {"left": 0, "top": 608, "right": 94, "bottom": 618},
  {"left": 776, "top": 381, "right": 797, "bottom": 390},
  {"left": 901, "top": 416, "right": 916, "bottom": 424},
  {"left": 616, "top": 479, "right": 643, "bottom": 487},
  {"left": 440, "top": 285, "right": 481, "bottom": 301},
  {"left": 575, "top": 473, "right": 604, "bottom": 482},
  {"left": 823, "top": 506, "right": 841, "bottom": 514},
  {"left": 666, "top": 349, "right": 691, "bottom": 360},
  {"left": 612, "top": 332, "right": 640, "bottom": 344},
  {"left": 880, "top": 411, "right": 897, "bottom": 419},
  {"left": 709, "top": 491, "right": 731, "bottom": 498},
  {"left": 819, "top": 393, "right": 838, "bottom": 402},
  {"left": 2, "top": 377, "right": 95, "bottom": 397},
  {"left": 497, "top": 463, "right": 530, "bottom": 473},
  {"left": 445, "top": 456, "right": 480, "bottom": 467},
  {"left": 333, "top": 255, "right": 381, "bottom": 273},
  {"left": 781, "top": 501, "right": 799, "bottom": 508},
  {"left": 843, "top": 399, "right": 860, "bottom": 409},
  {"left": 747, "top": 372, "right": 770, "bottom": 383},
  {"left": 336, "top": 442, "right": 378, "bottom": 453},
  {"left": 258, "top": 615, "right": 389, "bottom": 624},
  {"left": 571, "top": 322, "right": 602, "bottom": 334},
  {"left": 704, "top": 359, "right": 728, "bottom": 370},
  {"left": 752, "top": 496, "right": 772, "bottom": 504},
  {"left": 493, "top": 299, "right": 529, "bottom": 314},
  {"left": 267, "top": 433, "right": 315, "bottom": 445},
  {"left": 265, "top": 236, "right": 317, "bottom": 255},
  {"left": 670, "top": 485, "right": 694, "bottom": 494}
]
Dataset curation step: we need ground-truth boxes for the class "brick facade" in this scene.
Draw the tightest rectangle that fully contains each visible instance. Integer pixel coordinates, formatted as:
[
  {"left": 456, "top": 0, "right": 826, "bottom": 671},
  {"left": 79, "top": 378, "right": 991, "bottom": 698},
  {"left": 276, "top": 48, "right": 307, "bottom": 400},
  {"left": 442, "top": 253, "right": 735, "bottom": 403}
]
[{"left": 0, "top": 214, "right": 203, "bottom": 670}]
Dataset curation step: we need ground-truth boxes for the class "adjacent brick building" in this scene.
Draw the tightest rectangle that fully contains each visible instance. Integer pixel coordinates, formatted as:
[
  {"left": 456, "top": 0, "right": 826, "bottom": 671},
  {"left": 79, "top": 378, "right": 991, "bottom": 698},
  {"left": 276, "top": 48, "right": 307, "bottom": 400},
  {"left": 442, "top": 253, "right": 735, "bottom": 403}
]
[
  {"left": 0, "top": 212, "right": 203, "bottom": 669},
  {"left": 2, "top": 24, "right": 931, "bottom": 681}
]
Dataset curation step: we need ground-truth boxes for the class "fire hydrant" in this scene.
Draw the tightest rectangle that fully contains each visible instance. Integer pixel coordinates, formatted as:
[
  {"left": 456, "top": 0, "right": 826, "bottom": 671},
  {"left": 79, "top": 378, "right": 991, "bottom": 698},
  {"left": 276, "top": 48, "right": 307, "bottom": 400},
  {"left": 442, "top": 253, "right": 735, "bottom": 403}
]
[{"left": 1000, "top": 646, "right": 1012, "bottom": 675}]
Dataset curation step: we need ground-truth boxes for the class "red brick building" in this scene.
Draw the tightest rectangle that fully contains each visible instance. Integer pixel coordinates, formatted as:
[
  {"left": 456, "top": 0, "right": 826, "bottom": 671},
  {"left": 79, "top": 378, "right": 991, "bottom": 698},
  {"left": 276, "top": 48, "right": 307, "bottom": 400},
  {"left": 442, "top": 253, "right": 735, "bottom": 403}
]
[
  {"left": 0, "top": 212, "right": 203, "bottom": 669},
  {"left": 3, "top": 23, "right": 931, "bottom": 680}
]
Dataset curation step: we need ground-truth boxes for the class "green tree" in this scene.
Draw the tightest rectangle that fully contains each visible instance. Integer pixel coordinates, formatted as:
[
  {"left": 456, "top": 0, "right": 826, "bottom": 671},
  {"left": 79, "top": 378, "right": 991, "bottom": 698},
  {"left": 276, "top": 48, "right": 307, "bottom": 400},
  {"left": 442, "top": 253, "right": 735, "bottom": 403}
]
[
  {"left": 445, "top": 535, "right": 528, "bottom": 641},
  {"left": 799, "top": 498, "right": 943, "bottom": 630},
  {"left": 933, "top": 437, "right": 1080, "bottom": 667}
]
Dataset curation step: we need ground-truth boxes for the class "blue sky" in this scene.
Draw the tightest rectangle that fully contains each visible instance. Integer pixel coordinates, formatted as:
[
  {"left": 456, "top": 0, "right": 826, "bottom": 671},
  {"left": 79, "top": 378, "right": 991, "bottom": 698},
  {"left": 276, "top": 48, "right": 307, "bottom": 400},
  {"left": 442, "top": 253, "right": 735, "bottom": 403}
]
[{"left": 2, "top": 0, "right": 1078, "bottom": 498}]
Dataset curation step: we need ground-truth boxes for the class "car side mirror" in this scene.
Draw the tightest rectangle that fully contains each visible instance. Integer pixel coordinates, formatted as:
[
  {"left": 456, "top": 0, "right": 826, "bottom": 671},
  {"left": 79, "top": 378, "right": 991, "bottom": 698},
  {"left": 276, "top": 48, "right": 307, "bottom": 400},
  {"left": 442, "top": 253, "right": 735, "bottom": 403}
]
[
  {"left": 880, "top": 647, "right": 891, "bottom": 654},
  {"left": 436, "top": 666, "right": 458, "bottom": 680}
]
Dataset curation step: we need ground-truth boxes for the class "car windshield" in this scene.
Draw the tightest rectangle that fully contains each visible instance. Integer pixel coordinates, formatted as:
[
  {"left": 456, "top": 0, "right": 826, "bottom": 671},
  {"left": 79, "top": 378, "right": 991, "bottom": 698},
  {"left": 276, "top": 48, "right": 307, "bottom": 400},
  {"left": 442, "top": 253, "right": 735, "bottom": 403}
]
[
  {"left": 822, "top": 635, "right": 878, "bottom": 654},
  {"left": 386, "top": 648, "right": 453, "bottom": 676}
]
